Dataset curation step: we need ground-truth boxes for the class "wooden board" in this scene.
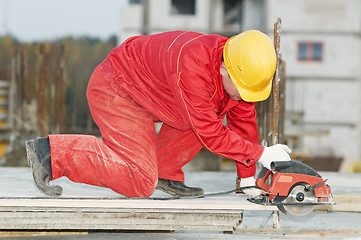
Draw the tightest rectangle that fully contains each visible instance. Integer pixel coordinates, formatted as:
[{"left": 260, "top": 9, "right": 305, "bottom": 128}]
[
  {"left": 315, "top": 194, "right": 361, "bottom": 213},
  {"left": 0, "top": 197, "right": 277, "bottom": 232}
]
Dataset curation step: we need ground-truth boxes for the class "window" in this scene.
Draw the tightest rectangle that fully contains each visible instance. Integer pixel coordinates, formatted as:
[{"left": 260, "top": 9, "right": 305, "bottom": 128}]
[
  {"left": 129, "top": 0, "right": 141, "bottom": 4},
  {"left": 224, "top": 0, "right": 243, "bottom": 26},
  {"left": 298, "top": 43, "right": 323, "bottom": 61},
  {"left": 171, "top": 0, "right": 196, "bottom": 15}
]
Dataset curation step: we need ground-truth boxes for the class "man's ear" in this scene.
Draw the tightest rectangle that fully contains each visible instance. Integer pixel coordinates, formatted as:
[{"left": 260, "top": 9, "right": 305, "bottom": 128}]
[{"left": 220, "top": 62, "right": 228, "bottom": 76}]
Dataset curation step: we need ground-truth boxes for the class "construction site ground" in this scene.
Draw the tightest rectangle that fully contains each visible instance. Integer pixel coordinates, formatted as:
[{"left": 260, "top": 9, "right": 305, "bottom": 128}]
[{"left": 0, "top": 167, "right": 361, "bottom": 240}]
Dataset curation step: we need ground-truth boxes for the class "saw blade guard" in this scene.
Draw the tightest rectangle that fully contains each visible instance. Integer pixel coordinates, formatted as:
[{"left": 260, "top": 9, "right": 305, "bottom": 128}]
[
  {"left": 270, "top": 161, "right": 322, "bottom": 178},
  {"left": 255, "top": 167, "right": 272, "bottom": 191}
]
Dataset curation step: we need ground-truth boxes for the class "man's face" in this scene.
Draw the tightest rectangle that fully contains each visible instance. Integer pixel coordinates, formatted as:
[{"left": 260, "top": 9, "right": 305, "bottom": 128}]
[{"left": 220, "top": 62, "right": 242, "bottom": 101}]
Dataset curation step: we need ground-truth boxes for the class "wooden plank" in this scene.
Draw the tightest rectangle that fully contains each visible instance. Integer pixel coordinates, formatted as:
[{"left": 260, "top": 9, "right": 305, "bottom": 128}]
[
  {"left": 0, "top": 211, "right": 242, "bottom": 231},
  {"left": 0, "top": 197, "right": 277, "bottom": 231},
  {"left": 315, "top": 194, "right": 361, "bottom": 213},
  {"left": 0, "top": 198, "right": 278, "bottom": 210}
]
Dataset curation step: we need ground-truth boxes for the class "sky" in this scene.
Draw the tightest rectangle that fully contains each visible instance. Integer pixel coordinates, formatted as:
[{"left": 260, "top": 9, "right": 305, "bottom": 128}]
[{"left": 0, "top": 0, "right": 126, "bottom": 42}]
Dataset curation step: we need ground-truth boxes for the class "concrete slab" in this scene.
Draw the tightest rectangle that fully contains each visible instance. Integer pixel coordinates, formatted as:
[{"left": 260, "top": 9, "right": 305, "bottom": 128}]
[{"left": 1, "top": 167, "right": 361, "bottom": 239}]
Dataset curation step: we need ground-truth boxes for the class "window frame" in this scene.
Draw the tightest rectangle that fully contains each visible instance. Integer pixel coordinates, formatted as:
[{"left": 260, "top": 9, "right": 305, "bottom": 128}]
[
  {"left": 171, "top": 0, "right": 196, "bottom": 15},
  {"left": 297, "top": 42, "right": 323, "bottom": 62}
]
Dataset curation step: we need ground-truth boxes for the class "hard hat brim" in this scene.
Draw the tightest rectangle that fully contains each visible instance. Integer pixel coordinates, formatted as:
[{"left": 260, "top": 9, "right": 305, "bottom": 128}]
[{"left": 233, "top": 76, "right": 273, "bottom": 102}]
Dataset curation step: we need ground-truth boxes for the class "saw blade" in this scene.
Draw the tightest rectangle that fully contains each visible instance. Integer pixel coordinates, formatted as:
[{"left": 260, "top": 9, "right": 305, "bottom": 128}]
[{"left": 276, "top": 184, "right": 317, "bottom": 216}]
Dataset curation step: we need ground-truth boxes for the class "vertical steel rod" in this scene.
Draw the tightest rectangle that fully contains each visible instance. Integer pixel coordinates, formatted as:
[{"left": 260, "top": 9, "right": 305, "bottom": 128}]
[
  {"left": 272, "top": 18, "right": 281, "bottom": 146},
  {"left": 272, "top": 18, "right": 282, "bottom": 229}
]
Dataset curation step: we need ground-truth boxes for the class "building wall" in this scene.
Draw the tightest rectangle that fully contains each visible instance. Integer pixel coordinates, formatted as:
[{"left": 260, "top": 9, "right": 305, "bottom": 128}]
[
  {"left": 119, "top": 2, "right": 143, "bottom": 42},
  {"left": 267, "top": 0, "right": 361, "bottom": 161},
  {"left": 119, "top": 0, "right": 250, "bottom": 43},
  {"left": 148, "top": 0, "right": 211, "bottom": 32},
  {"left": 119, "top": 0, "right": 217, "bottom": 43}
]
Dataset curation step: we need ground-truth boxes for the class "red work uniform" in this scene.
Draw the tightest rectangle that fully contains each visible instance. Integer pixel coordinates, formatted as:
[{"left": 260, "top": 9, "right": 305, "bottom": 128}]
[{"left": 49, "top": 31, "right": 264, "bottom": 197}]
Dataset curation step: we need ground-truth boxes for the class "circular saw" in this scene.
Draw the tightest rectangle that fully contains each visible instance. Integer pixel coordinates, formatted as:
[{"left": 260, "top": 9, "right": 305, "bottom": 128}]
[{"left": 248, "top": 161, "right": 334, "bottom": 216}]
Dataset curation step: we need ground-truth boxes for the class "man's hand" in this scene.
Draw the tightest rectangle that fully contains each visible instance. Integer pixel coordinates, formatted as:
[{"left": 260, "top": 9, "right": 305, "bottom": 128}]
[
  {"left": 258, "top": 144, "right": 292, "bottom": 170},
  {"left": 240, "top": 177, "right": 262, "bottom": 198}
]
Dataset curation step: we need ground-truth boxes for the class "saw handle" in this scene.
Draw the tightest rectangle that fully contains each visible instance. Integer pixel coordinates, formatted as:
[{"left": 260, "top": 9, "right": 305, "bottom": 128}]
[{"left": 255, "top": 167, "right": 272, "bottom": 191}]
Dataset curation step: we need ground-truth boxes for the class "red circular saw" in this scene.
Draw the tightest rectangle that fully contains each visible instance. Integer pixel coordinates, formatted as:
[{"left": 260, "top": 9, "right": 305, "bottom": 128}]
[{"left": 249, "top": 161, "right": 335, "bottom": 216}]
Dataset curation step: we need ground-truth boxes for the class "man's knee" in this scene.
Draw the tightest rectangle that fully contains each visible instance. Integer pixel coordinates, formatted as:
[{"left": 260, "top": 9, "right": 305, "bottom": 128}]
[{"left": 134, "top": 172, "right": 158, "bottom": 197}]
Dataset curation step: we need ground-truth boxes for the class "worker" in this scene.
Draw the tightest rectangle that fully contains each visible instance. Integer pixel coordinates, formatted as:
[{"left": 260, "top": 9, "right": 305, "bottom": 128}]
[{"left": 25, "top": 30, "right": 292, "bottom": 198}]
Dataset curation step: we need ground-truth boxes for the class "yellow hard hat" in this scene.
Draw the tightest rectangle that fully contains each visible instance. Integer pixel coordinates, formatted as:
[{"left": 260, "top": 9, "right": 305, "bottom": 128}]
[{"left": 223, "top": 30, "right": 276, "bottom": 102}]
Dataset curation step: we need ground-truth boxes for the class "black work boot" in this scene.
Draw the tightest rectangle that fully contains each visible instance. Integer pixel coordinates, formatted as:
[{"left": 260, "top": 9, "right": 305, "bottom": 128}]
[
  {"left": 25, "top": 137, "right": 63, "bottom": 196},
  {"left": 156, "top": 178, "right": 204, "bottom": 196}
]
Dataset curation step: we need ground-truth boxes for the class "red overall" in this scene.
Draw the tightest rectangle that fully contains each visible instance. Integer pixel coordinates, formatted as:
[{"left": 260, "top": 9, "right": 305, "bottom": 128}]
[{"left": 49, "top": 31, "right": 264, "bottom": 197}]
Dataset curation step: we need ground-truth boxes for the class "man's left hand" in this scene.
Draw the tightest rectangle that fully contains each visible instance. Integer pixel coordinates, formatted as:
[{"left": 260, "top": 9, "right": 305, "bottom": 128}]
[{"left": 239, "top": 176, "right": 262, "bottom": 198}]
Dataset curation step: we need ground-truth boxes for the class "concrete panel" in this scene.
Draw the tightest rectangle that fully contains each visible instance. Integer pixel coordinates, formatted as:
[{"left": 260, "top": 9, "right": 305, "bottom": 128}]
[
  {"left": 281, "top": 34, "right": 360, "bottom": 78},
  {"left": 303, "top": 125, "right": 360, "bottom": 161},
  {"left": 286, "top": 79, "right": 359, "bottom": 123},
  {"left": 267, "top": 0, "right": 361, "bottom": 33},
  {"left": 120, "top": 4, "right": 143, "bottom": 29}
]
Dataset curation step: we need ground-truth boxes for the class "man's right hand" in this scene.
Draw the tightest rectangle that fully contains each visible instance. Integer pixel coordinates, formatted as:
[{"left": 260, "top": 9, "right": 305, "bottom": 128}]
[{"left": 258, "top": 144, "right": 292, "bottom": 170}]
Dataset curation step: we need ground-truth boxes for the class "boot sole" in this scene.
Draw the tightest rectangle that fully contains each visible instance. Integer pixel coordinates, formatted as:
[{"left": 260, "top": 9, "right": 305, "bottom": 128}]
[
  {"left": 25, "top": 140, "right": 63, "bottom": 197},
  {"left": 156, "top": 183, "right": 204, "bottom": 197}
]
